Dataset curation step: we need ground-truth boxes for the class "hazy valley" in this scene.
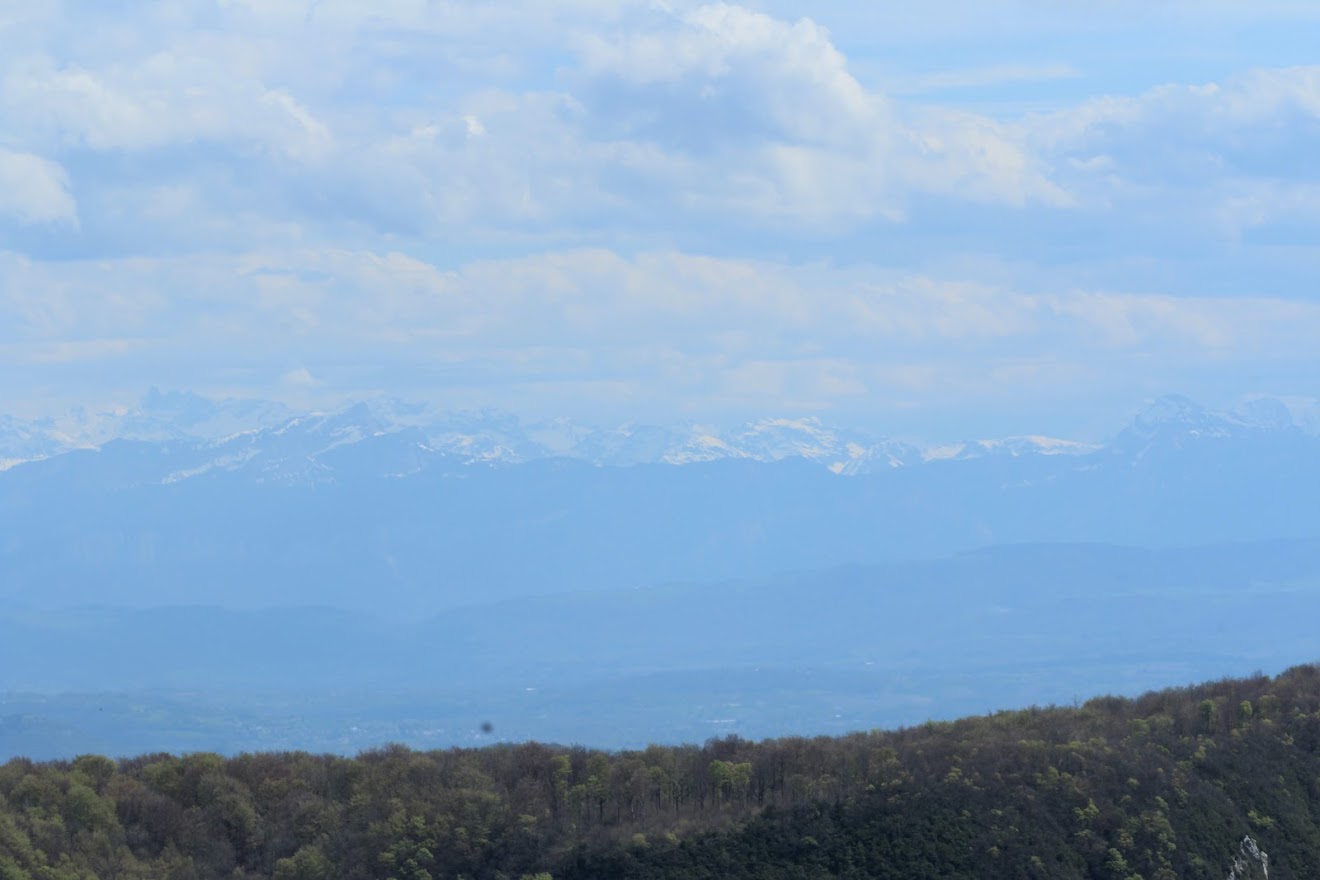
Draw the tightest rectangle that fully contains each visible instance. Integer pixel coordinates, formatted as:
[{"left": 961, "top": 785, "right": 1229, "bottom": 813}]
[{"left": 3, "top": 391, "right": 1318, "bottom": 759}]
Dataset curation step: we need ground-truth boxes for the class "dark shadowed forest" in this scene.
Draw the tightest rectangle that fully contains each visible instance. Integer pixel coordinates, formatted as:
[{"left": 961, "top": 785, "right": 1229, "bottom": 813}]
[{"left": 4, "top": 665, "right": 1320, "bottom": 879}]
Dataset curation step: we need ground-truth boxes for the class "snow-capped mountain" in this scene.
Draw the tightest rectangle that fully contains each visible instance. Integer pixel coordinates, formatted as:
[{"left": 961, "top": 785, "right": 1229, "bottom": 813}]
[
  {"left": 157, "top": 403, "right": 430, "bottom": 487},
  {"left": 0, "top": 390, "right": 1311, "bottom": 487},
  {"left": 5, "top": 390, "right": 1320, "bottom": 616},
  {"left": 0, "top": 415, "right": 69, "bottom": 469},
  {"left": 563, "top": 417, "right": 917, "bottom": 471},
  {"left": 1110, "top": 394, "right": 1315, "bottom": 465},
  {"left": 0, "top": 389, "right": 293, "bottom": 467},
  {"left": 918, "top": 435, "right": 1100, "bottom": 463}
]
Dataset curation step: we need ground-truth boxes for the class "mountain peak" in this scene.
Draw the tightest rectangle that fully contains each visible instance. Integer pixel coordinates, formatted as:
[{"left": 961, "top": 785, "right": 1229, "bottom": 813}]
[
  {"left": 1125, "top": 394, "right": 1301, "bottom": 439},
  {"left": 13, "top": 390, "right": 1312, "bottom": 481},
  {"left": 1235, "top": 396, "right": 1296, "bottom": 431},
  {"left": 1130, "top": 394, "right": 1212, "bottom": 432}
]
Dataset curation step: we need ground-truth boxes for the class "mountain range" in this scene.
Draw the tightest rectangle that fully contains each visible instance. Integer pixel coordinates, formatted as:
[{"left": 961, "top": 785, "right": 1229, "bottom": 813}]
[
  {"left": 12, "top": 388, "right": 1309, "bottom": 479},
  {"left": 3, "top": 390, "right": 1320, "bottom": 613},
  {"left": 3, "top": 389, "right": 1320, "bottom": 758}
]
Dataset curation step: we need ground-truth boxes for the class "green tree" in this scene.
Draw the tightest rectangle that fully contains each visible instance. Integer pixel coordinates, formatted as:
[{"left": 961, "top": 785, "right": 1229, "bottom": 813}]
[{"left": 273, "top": 845, "right": 332, "bottom": 880}]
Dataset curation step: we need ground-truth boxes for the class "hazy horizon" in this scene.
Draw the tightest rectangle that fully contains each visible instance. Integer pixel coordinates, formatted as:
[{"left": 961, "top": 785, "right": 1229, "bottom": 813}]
[
  {"left": 3, "top": 384, "right": 1319, "bottom": 451},
  {"left": 5, "top": 0, "right": 1320, "bottom": 761},
  {"left": 5, "top": 8, "right": 1320, "bottom": 878}
]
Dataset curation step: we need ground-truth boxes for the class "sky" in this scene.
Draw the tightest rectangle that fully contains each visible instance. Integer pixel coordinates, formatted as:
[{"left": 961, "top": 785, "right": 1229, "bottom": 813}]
[{"left": 1, "top": 0, "right": 1319, "bottom": 439}]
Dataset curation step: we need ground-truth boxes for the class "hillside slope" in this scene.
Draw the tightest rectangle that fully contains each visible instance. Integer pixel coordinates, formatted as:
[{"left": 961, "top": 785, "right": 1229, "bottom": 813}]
[{"left": 3, "top": 666, "right": 1319, "bottom": 879}]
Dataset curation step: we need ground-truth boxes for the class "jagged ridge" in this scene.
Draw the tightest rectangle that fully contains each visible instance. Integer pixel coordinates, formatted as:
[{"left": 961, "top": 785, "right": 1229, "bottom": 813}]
[{"left": 6, "top": 390, "right": 1316, "bottom": 483}]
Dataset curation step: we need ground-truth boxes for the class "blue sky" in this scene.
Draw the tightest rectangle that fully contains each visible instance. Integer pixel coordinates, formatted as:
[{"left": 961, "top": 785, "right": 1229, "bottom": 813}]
[{"left": 1, "top": 1, "right": 1318, "bottom": 439}]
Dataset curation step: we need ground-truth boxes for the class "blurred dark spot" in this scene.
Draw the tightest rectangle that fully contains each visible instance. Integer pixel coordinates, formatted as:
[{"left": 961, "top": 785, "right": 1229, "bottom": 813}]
[{"left": 480, "top": 721, "right": 494, "bottom": 734}]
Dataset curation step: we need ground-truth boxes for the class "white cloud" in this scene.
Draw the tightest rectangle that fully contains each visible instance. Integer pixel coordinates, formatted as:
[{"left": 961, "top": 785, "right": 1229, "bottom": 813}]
[
  {"left": 1026, "top": 66, "right": 1320, "bottom": 181},
  {"left": 578, "top": 3, "right": 875, "bottom": 141},
  {"left": 4, "top": 246, "right": 1319, "bottom": 425},
  {"left": 1, "top": 54, "right": 334, "bottom": 159},
  {"left": 0, "top": 148, "right": 77, "bottom": 225},
  {"left": 281, "top": 366, "right": 320, "bottom": 388},
  {"left": 3, "top": 0, "right": 1320, "bottom": 433},
  {"left": 0, "top": 0, "right": 1072, "bottom": 248},
  {"left": 570, "top": 3, "right": 1065, "bottom": 220},
  {"left": 1, "top": 0, "right": 1305, "bottom": 254}
]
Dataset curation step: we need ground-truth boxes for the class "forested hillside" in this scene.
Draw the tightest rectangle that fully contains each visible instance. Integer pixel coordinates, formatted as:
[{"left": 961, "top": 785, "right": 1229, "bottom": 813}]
[{"left": 3, "top": 666, "right": 1319, "bottom": 879}]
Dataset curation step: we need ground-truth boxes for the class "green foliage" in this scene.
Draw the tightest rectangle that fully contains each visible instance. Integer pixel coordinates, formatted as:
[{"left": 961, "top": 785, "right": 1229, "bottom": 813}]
[
  {"left": 2, "top": 666, "right": 1320, "bottom": 878},
  {"left": 272, "top": 845, "right": 331, "bottom": 880}
]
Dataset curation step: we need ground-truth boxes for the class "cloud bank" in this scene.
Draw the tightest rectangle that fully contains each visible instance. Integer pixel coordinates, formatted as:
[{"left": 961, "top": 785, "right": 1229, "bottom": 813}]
[{"left": 1, "top": 1, "right": 1317, "bottom": 436}]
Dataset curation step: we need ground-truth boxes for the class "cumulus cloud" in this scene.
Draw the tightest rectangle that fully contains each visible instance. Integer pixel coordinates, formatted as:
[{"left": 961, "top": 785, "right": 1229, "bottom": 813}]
[
  {"left": 1030, "top": 67, "right": 1320, "bottom": 158},
  {"left": 0, "top": 0, "right": 1073, "bottom": 251},
  {"left": 577, "top": 3, "right": 875, "bottom": 143},
  {"left": 2, "top": 55, "right": 333, "bottom": 159},
  {"left": 0, "top": 0, "right": 1310, "bottom": 256},
  {"left": 572, "top": 3, "right": 1065, "bottom": 219},
  {"left": 1023, "top": 66, "right": 1320, "bottom": 222},
  {"left": 3, "top": 1, "right": 1320, "bottom": 432}
]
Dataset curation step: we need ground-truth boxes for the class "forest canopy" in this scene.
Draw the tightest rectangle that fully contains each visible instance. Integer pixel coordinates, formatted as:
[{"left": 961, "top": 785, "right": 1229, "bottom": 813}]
[{"left": 3, "top": 665, "right": 1320, "bottom": 879}]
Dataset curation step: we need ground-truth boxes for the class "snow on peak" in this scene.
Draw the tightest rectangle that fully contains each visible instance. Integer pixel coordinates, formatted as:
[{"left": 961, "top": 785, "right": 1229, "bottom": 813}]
[
  {"left": 977, "top": 435, "right": 1099, "bottom": 456},
  {"left": 921, "top": 443, "right": 968, "bottom": 462},
  {"left": 0, "top": 391, "right": 1140, "bottom": 482}
]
